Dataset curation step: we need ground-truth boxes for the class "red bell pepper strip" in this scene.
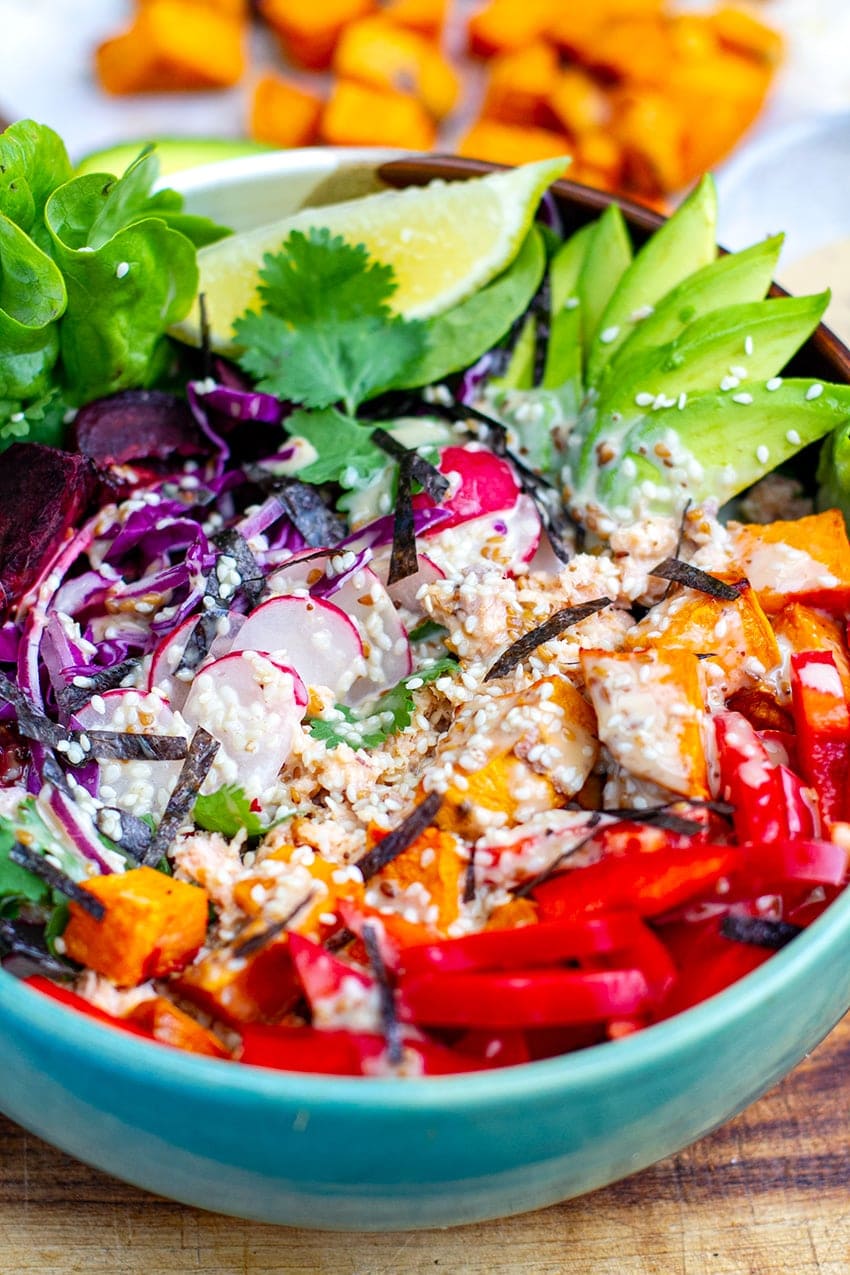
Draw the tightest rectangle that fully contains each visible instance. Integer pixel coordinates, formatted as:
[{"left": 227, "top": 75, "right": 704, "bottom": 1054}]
[
  {"left": 398, "top": 967, "right": 651, "bottom": 1028},
  {"left": 655, "top": 917, "right": 773, "bottom": 1019},
  {"left": 778, "top": 765, "right": 819, "bottom": 839},
  {"left": 288, "top": 932, "right": 375, "bottom": 1015},
  {"left": 452, "top": 1029, "right": 531, "bottom": 1067},
  {"left": 532, "top": 841, "right": 740, "bottom": 922},
  {"left": 25, "top": 976, "right": 152, "bottom": 1040},
  {"left": 714, "top": 711, "right": 789, "bottom": 842},
  {"left": 790, "top": 650, "right": 850, "bottom": 825},
  {"left": 398, "top": 911, "right": 653, "bottom": 978},
  {"left": 239, "top": 1024, "right": 362, "bottom": 1075},
  {"left": 740, "top": 837, "right": 848, "bottom": 890}
]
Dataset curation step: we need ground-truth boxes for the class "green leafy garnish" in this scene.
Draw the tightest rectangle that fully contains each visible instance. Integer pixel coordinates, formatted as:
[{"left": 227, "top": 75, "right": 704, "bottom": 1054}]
[
  {"left": 193, "top": 784, "right": 291, "bottom": 839},
  {"left": 0, "top": 120, "right": 230, "bottom": 435},
  {"left": 308, "top": 658, "right": 457, "bottom": 750},
  {"left": 0, "top": 818, "right": 49, "bottom": 915},
  {"left": 284, "top": 406, "right": 385, "bottom": 486},
  {"left": 234, "top": 228, "right": 427, "bottom": 416}
]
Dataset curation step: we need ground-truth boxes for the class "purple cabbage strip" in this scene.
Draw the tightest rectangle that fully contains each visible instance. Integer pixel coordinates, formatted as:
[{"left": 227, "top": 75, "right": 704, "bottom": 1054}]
[
  {"left": 46, "top": 786, "right": 117, "bottom": 875},
  {"left": 191, "top": 380, "right": 285, "bottom": 426},
  {"left": 457, "top": 349, "right": 504, "bottom": 407}
]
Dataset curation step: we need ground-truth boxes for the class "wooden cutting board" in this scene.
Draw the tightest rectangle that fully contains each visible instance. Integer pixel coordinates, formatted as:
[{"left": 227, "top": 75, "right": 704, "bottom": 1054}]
[{"left": 1, "top": 1014, "right": 848, "bottom": 1274}]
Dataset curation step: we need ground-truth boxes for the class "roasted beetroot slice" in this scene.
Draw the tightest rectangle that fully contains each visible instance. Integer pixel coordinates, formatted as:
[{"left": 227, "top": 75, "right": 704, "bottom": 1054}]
[
  {"left": 0, "top": 444, "right": 96, "bottom": 617},
  {"left": 72, "top": 390, "right": 207, "bottom": 466}
]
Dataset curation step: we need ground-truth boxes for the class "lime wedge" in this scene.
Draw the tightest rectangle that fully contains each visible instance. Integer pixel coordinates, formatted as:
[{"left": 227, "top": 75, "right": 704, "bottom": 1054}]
[{"left": 173, "top": 156, "right": 568, "bottom": 350}]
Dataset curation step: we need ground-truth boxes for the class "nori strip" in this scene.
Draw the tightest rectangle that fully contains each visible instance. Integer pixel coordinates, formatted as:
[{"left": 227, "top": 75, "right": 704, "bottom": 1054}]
[
  {"left": 95, "top": 807, "right": 154, "bottom": 862},
  {"left": 212, "top": 526, "right": 266, "bottom": 612},
  {"left": 232, "top": 891, "right": 316, "bottom": 958},
  {"left": 176, "top": 611, "right": 222, "bottom": 676},
  {"left": 387, "top": 453, "right": 418, "bottom": 586},
  {"left": 141, "top": 727, "right": 219, "bottom": 866},
  {"left": 8, "top": 843, "right": 105, "bottom": 919},
  {"left": 650, "top": 557, "right": 742, "bottom": 601},
  {"left": 720, "top": 914, "right": 803, "bottom": 949},
  {"left": 362, "top": 921, "right": 404, "bottom": 1066},
  {"left": 484, "top": 597, "right": 613, "bottom": 681},
  {"left": 324, "top": 925, "right": 356, "bottom": 953},
  {"left": 0, "top": 918, "right": 75, "bottom": 979},
  {"left": 0, "top": 670, "right": 188, "bottom": 762},
  {"left": 463, "top": 843, "right": 477, "bottom": 904},
  {"left": 511, "top": 829, "right": 601, "bottom": 899},
  {"left": 601, "top": 807, "right": 704, "bottom": 836},
  {"left": 370, "top": 427, "right": 450, "bottom": 502},
  {"left": 356, "top": 791, "right": 443, "bottom": 880},
  {"left": 58, "top": 657, "right": 140, "bottom": 716},
  {"left": 273, "top": 479, "right": 347, "bottom": 548}
]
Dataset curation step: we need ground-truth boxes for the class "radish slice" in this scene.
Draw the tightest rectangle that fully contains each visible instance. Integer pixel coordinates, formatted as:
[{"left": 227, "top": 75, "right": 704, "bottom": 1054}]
[
  {"left": 148, "top": 611, "right": 244, "bottom": 709},
  {"left": 231, "top": 595, "right": 366, "bottom": 700},
  {"left": 373, "top": 551, "right": 445, "bottom": 618},
  {"left": 322, "top": 565, "right": 412, "bottom": 701},
  {"left": 423, "top": 493, "right": 542, "bottom": 578},
  {"left": 73, "top": 688, "right": 189, "bottom": 818},
  {"left": 181, "top": 651, "right": 307, "bottom": 800},
  {"left": 265, "top": 548, "right": 335, "bottom": 597},
  {"left": 414, "top": 445, "right": 521, "bottom": 530}
]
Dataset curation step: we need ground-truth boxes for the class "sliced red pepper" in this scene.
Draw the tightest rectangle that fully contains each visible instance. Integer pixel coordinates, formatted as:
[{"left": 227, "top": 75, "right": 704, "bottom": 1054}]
[
  {"left": 740, "top": 837, "right": 848, "bottom": 890},
  {"left": 337, "top": 900, "right": 439, "bottom": 973},
  {"left": 790, "top": 650, "right": 850, "bottom": 825},
  {"left": 532, "top": 842, "right": 740, "bottom": 922},
  {"left": 715, "top": 710, "right": 789, "bottom": 842},
  {"left": 398, "top": 911, "right": 651, "bottom": 978},
  {"left": 399, "top": 967, "right": 651, "bottom": 1028},
  {"left": 778, "top": 765, "right": 819, "bottom": 839},
  {"left": 25, "top": 976, "right": 152, "bottom": 1040},
  {"left": 351, "top": 1031, "right": 490, "bottom": 1075},
  {"left": 288, "top": 932, "right": 375, "bottom": 1016},
  {"left": 656, "top": 917, "right": 774, "bottom": 1019},
  {"left": 239, "top": 1024, "right": 362, "bottom": 1075},
  {"left": 452, "top": 1029, "right": 531, "bottom": 1067}
]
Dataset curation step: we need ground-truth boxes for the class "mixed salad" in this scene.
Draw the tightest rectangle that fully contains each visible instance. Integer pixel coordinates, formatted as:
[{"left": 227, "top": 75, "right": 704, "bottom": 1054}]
[{"left": 3, "top": 121, "right": 850, "bottom": 1077}]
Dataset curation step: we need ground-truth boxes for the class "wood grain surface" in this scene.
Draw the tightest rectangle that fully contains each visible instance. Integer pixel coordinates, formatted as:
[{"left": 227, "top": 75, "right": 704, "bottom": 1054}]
[{"left": 1, "top": 1015, "right": 849, "bottom": 1275}]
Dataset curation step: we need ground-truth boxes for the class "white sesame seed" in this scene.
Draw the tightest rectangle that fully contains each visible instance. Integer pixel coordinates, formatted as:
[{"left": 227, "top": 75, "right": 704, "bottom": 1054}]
[
  {"left": 600, "top": 326, "right": 620, "bottom": 344},
  {"left": 732, "top": 393, "right": 754, "bottom": 405},
  {"left": 785, "top": 429, "right": 802, "bottom": 446},
  {"left": 756, "top": 445, "right": 769, "bottom": 463},
  {"left": 744, "top": 336, "right": 754, "bottom": 356},
  {"left": 720, "top": 375, "right": 740, "bottom": 392},
  {"left": 766, "top": 377, "right": 782, "bottom": 392},
  {"left": 115, "top": 261, "right": 130, "bottom": 279},
  {"left": 806, "top": 383, "right": 824, "bottom": 401},
  {"left": 635, "top": 392, "right": 654, "bottom": 408}
]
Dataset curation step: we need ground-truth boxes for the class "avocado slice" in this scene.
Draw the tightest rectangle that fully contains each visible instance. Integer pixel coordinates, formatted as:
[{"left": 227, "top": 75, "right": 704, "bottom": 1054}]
[
  {"left": 74, "top": 137, "right": 275, "bottom": 179},
  {"left": 577, "top": 203, "right": 633, "bottom": 365}
]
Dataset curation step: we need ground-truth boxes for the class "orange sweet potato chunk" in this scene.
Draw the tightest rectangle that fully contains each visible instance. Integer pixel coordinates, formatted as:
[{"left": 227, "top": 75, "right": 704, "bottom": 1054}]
[
  {"left": 249, "top": 74, "right": 323, "bottom": 147},
  {"left": 333, "top": 15, "right": 459, "bottom": 119},
  {"left": 709, "top": 6, "right": 784, "bottom": 64},
  {"left": 368, "top": 826, "right": 464, "bottom": 931},
  {"left": 729, "top": 511, "right": 850, "bottom": 614},
  {"left": 96, "top": 1, "right": 246, "bottom": 94},
  {"left": 547, "top": 67, "right": 610, "bottom": 137},
  {"left": 177, "top": 928, "right": 300, "bottom": 1026},
  {"left": 458, "top": 119, "right": 570, "bottom": 167},
  {"left": 63, "top": 867, "right": 209, "bottom": 987},
  {"left": 384, "top": 0, "right": 448, "bottom": 40},
  {"left": 772, "top": 603, "right": 850, "bottom": 702},
  {"left": 128, "top": 997, "right": 232, "bottom": 1058},
  {"left": 260, "top": 0, "right": 378, "bottom": 70},
  {"left": 481, "top": 41, "right": 561, "bottom": 128},
  {"left": 467, "top": 0, "right": 557, "bottom": 58},
  {"left": 320, "top": 79, "right": 436, "bottom": 149}
]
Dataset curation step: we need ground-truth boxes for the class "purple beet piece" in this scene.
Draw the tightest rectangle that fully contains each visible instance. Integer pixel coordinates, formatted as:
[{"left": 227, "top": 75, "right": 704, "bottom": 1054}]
[
  {"left": 0, "top": 444, "right": 96, "bottom": 617},
  {"left": 72, "top": 390, "right": 208, "bottom": 466}
]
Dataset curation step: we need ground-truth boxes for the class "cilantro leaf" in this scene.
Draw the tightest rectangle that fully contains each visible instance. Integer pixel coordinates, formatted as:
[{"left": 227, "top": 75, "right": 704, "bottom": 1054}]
[
  {"left": 0, "top": 817, "right": 49, "bottom": 915},
  {"left": 194, "top": 784, "right": 291, "bottom": 839},
  {"left": 284, "top": 407, "right": 385, "bottom": 486},
  {"left": 308, "top": 659, "right": 458, "bottom": 750},
  {"left": 233, "top": 229, "right": 426, "bottom": 415}
]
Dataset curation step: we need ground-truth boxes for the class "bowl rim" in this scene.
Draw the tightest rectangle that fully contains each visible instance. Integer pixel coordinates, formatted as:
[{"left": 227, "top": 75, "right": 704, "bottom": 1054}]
[{"left": 4, "top": 147, "right": 850, "bottom": 1110}]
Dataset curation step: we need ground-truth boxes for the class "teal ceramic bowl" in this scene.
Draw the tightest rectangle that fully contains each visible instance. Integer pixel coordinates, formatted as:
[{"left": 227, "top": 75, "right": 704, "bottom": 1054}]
[{"left": 2, "top": 152, "right": 850, "bottom": 1231}]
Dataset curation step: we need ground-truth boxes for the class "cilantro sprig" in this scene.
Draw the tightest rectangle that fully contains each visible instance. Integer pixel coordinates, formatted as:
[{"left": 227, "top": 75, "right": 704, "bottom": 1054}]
[
  {"left": 308, "top": 658, "right": 457, "bottom": 750},
  {"left": 234, "top": 228, "right": 427, "bottom": 417},
  {"left": 193, "top": 784, "right": 293, "bottom": 840}
]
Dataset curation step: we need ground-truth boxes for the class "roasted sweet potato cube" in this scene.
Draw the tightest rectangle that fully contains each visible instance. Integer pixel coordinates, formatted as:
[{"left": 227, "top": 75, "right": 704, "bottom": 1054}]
[
  {"left": 320, "top": 80, "right": 436, "bottom": 149},
  {"left": 729, "top": 511, "right": 850, "bottom": 614},
  {"left": 333, "top": 15, "right": 459, "bottom": 119},
  {"left": 709, "top": 6, "right": 784, "bottom": 65},
  {"left": 580, "top": 648, "right": 709, "bottom": 798},
  {"left": 249, "top": 74, "right": 323, "bottom": 147},
  {"left": 367, "top": 826, "right": 463, "bottom": 931},
  {"left": 177, "top": 928, "right": 301, "bottom": 1026},
  {"left": 260, "top": 0, "right": 378, "bottom": 70},
  {"left": 481, "top": 41, "right": 561, "bottom": 128},
  {"left": 467, "top": 0, "right": 557, "bottom": 58},
  {"left": 384, "top": 0, "right": 448, "bottom": 40},
  {"left": 458, "top": 119, "right": 571, "bottom": 167},
  {"left": 96, "top": 1, "right": 246, "bottom": 94},
  {"left": 63, "top": 867, "right": 209, "bottom": 987},
  {"left": 128, "top": 997, "right": 232, "bottom": 1058},
  {"left": 547, "top": 68, "right": 610, "bottom": 138}
]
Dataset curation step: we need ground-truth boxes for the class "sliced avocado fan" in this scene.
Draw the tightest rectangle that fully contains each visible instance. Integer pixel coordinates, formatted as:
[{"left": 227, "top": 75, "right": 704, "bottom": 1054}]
[{"left": 481, "top": 175, "right": 850, "bottom": 532}]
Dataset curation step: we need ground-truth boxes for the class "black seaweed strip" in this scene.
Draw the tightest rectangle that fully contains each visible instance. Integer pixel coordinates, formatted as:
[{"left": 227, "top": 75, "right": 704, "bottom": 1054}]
[
  {"left": 8, "top": 843, "right": 105, "bottom": 919},
  {"left": 601, "top": 807, "right": 704, "bottom": 836},
  {"left": 362, "top": 921, "right": 404, "bottom": 1066},
  {"left": 0, "top": 919, "right": 75, "bottom": 979},
  {"left": 531, "top": 272, "right": 551, "bottom": 388},
  {"left": 324, "top": 925, "right": 356, "bottom": 953},
  {"left": 177, "top": 610, "right": 223, "bottom": 676},
  {"left": 212, "top": 527, "right": 266, "bottom": 612},
  {"left": 232, "top": 891, "right": 316, "bottom": 958},
  {"left": 663, "top": 501, "right": 693, "bottom": 600},
  {"left": 41, "top": 749, "right": 74, "bottom": 796},
  {"left": 484, "top": 597, "right": 612, "bottom": 681},
  {"left": 463, "top": 842, "right": 477, "bottom": 905},
  {"left": 83, "top": 731, "right": 189, "bottom": 761},
  {"left": 650, "top": 557, "right": 742, "bottom": 602},
  {"left": 387, "top": 454, "right": 418, "bottom": 586},
  {"left": 95, "top": 808, "right": 154, "bottom": 861},
  {"left": 58, "top": 658, "right": 140, "bottom": 716},
  {"left": 511, "top": 830, "right": 601, "bottom": 899},
  {"left": 141, "top": 727, "right": 220, "bottom": 866},
  {"left": 0, "top": 671, "right": 187, "bottom": 761},
  {"left": 370, "top": 427, "right": 450, "bottom": 502},
  {"left": 274, "top": 480, "right": 347, "bottom": 548},
  {"left": 720, "top": 914, "right": 803, "bottom": 950},
  {"left": 356, "top": 791, "right": 443, "bottom": 881}
]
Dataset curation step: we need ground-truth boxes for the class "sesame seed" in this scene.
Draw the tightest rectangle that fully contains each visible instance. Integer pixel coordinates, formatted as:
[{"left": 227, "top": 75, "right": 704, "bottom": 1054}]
[
  {"left": 806, "top": 383, "right": 824, "bottom": 401},
  {"left": 115, "top": 261, "right": 130, "bottom": 279},
  {"left": 677, "top": 392, "right": 687, "bottom": 411},
  {"left": 732, "top": 392, "right": 754, "bottom": 405},
  {"left": 635, "top": 392, "right": 654, "bottom": 408},
  {"left": 720, "top": 375, "right": 740, "bottom": 392},
  {"left": 766, "top": 377, "right": 782, "bottom": 392},
  {"left": 744, "top": 336, "right": 754, "bottom": 356},
  {"left": 600, "top": 326, "right": 620, "bottom": 344},
  {"left": 756, "top": 444, "right": 769, "bottom": 463}
]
